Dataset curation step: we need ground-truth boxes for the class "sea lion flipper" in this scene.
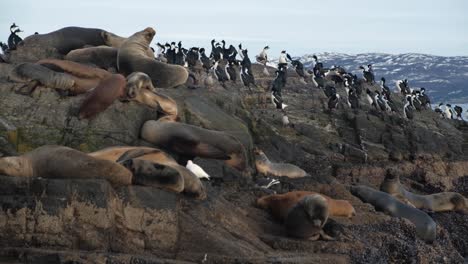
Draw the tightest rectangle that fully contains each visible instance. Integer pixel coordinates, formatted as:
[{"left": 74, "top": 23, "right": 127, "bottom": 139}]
[
  {"left": 116, "top": 148, "right": 162, "bottom": 164},
  {"left": 15, "top": 80, "right": 39, "bottom": 95}
]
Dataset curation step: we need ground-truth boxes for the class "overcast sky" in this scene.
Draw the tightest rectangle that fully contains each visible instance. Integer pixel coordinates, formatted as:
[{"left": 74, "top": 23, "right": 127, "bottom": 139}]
[{"left": 2, "top": 0, "right": 467, "bottom": 58}]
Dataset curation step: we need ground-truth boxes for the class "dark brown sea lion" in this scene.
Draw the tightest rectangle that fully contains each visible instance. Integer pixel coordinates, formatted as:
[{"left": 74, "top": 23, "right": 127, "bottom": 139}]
[
  {"left": 78, "top": 74, "right": 127, "bottom": 119},
  {"left": 17, "top": 27, "right": 125, "bottom": 55},
  {"left": 89, "top": 146, "right": 206, "bottom": 199},
  {"left": 350, "top": 185, "right": 437, "bottom": 243},
  {"left": 0, "top": 145, "right": 132, "bottom": 186},
  {"left": 117, "top": 27, "right": 188, "bottom": 88},
  {"left": 380, "top": 168, "right": 468, "bottom": 213},
  {"left": 140, "top": 119, "right": 247, "bottom": 171},
  {"left": 257, "top": 191, "right": 356, "bottom": 221},
  {"left": 284, "top": 194, "right": 333, "bottom": 240}
]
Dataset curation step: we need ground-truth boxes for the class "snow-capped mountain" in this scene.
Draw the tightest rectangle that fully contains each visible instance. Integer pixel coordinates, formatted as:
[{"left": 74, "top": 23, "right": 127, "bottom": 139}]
[{"left": 293, "top": 52, "right": 468, "bottom": 104}]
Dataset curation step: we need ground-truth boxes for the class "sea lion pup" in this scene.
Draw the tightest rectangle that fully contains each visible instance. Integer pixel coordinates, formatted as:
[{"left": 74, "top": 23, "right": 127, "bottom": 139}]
[
  {"left": 0, "top": 145, "right": 132, "bottom": 186},
  {"left": 126, "top": 72, "right": 178, "bottom": 121},
  {"left": 380, "top": 168, "right": 468, "bottom": 213},
  {"left": 140, "top": 119, "right": 247, "bottom": 171},
  {"left": 350, "top": 185, "right": 437, "bottom": 243},
  {"left": 254, "top": 148, "right": 307, "bottom": 178},
  {"left": 79, "top": 74, "right": 127, "bottom": 119},
  {"left": 117, "top": 27, "right": 188, "bottom": 88},
  {"left": 65, "top": 46, "right": 118, "bottom": 70},
  {"left": 284, "top": 194, "right": 334, "bottom": 240},
  {"left": 10, "top": 62, "right": 75, "bottom": 94},
  {"left": 257, "top": 191, "right": 355, "bottom": 221},
  {"left": 116, "top": 148, "right": 206, "bottom": 199},
  {"left": 17, "top": 27, "right": 125, "bottom": 55}
]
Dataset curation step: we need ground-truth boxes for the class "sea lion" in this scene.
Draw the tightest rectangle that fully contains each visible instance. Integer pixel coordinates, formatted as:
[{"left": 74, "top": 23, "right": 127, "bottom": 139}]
[
  {"left": 284, "top": 194, "right": 334, "bottom": 240},
  {"left": 140, "top": 119, "right": 247, "bottom": 171},
  {"left": 89, "top": 146, "right": 206, "bottom": 199},
  {"left": 10, "top": 62, "right": 75, "bottom": 94},
  {"left": 254, "top": 148, "right": 307, "bottom": 178},
  {"left": 126, "top": 72, "right": 178, "bottom": 120},
  {"left": 17, "top": 27, "right": 125, "bottom": 55},
  {"left": 350, "top": 185, "right": 437, "bottom": 243},
  {"left": 38, "top": 59, "right": 112, "bottom": 95},
  {"left": 380, "top": 168, "right": 468, "bottom": 213},
  {"left": 117, "top": 27, "right": 188, "bottom": 88},
  {"left": 79, "top": 74, "right": 127, "bottom": 119},
  {"left": 0, "top": 145, "right": 132, "bottom": 186},
  {"left": 65, "top": 46, "right": 118, "bottom": 70},
  {"left": 120, "top": 158, "right": 185, "bottom": 193},
  {"left": 257, "top": 190, "right": 356, "bottom": 221}
]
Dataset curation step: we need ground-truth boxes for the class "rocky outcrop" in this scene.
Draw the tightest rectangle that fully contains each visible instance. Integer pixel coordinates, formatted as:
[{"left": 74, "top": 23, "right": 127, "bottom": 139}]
[{"left": 1, "top": 61, "right": 468, "bottom": 263}]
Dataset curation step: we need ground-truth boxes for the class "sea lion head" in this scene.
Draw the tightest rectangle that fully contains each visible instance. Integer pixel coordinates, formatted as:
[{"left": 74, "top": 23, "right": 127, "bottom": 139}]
[
  {"left": 142, "top": 27, "right": 156, "bottom": 42},
  {"left": 385, "top": 167, "right": 399, "bottom": 181}
]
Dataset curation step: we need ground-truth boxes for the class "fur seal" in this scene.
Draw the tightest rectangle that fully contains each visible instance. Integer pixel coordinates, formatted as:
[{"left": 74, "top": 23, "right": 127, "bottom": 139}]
[
  {"left": 79, "top": 74, "right": 127, "bottom": 119},
  {"left": 17, "top": 27, "right": 125, "bottom": 55},
  {"left": 126, "top": 72, "right": 178, "bottom": 121},
  {"left": 257, "top": 191, "right": 356, "bottom": 221},
  {"left": 0, "top": 145, "right": 132, "bottom": 186},
  {"left": 254, "top": 148, "right": 307, "bottom": 178},
  {"left": 380, "top": 168, "right": 468, "bottom": 213},
  {"left": 90, "top": 146, "right": 206, "bottom": 199},
  {"left": 117, "top": 27, "right": 188, "bottom": 88},
  {"left": 65, "top": 46, "right": 118, "bottom": 70},
  {"left": 350, "top": 185, "right": 437, "bottom": 243},
  {"left": 284, "top": 194, "right": 333, "bottom": 240},
  {"left": 140, "top": 119, "right": 247, "bottom": 171}
]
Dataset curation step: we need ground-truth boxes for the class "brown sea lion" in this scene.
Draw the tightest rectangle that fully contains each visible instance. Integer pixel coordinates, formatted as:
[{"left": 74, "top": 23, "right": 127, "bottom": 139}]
[
  {"left": 117, "top": 27, "right": 188, "bottom": 88},
  {"left": 284, "top": 194, "right": 333, "bottom": 240},
  {"left": 380, "top": 168, "right": 468, "bottom": 213},
  {"left": 79, "top": 74, "right": 127, "bottom": 119},
  {"left": 89, "top": 146, "right": 206, "bottom": 199},
  {"left": 0, "top": 145, "right": 132, "bottom": 186},
  {"left": 65, "top": 46, "right": 118, "bottom": 70},
  {"left": 257, "top": 191, "right": 355, "bottom": 221},
  {"left": 254, "top": 148, "right": 307, "bottom": 178},
  {"left": 350, "top": 185, "right": 437, "bottom": 243},
  {"left": 17, "top": 27, "right": 125, "bottom": 55},
  {"left": 126, "top": 72, "right": 178, "bottom": 120},
  {"left": 140, "top": 119, "right": 247, "bottom": 171}
]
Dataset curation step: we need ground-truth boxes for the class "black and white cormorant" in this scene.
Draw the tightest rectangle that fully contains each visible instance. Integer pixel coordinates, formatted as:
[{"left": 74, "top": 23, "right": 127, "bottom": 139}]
[
  {"left": 199, "top": 48, "right": 212, "bottom": 73},
  {"left": 403, "top": 96, "right": 414, "bottom": 119},
  {"left": 186, "top": 47, "right": 200, "bottom": 68},
  {"left": 174, "top": 41, "right": 186, "bottom": 66},
  {"left": 7, "top": 23, "right": 23, "bottom": 50},
  {"left": 210, "top": 39, "right": 223, "bottom": 61},
  {"left": 380, "top": 77, "right": 392, "bottom": 101},
  {"left": 238, "top": 44, "right": 256, "bottom": 89},
  {"left": 328, "top": 92, "right": 340, "bottom": 110},
  {"left": 359, "top": 65, "right": 374, "bottom": 84},
  {"left": 366, "top": 89, "right": 377, "bottom": 109},
  {"left": 226, "top": 61, "right": 237, "bottom": 83},
  {"left": 256, "top": 46, "right": 269, "bottom": 65},
  {"left": 454, "top": 105, "right": 464, "bottom": 120}
]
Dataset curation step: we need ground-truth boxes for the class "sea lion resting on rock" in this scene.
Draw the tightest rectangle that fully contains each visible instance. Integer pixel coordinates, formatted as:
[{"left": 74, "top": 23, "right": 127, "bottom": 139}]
[
  {"left": 0, "top": 145, "right": 190, "bottom": 194},
  {"left": 90, "top": 146, "right": 205, "bottom": 199},
  {"left": 79, "top": 74, "right": 126, "bottom": 119},
  {"left": 284, "top": 194, "right": 334, "bottom": 240},
  {"left": 350, "top": 185, "right": 437, "bottom": 243},
  {"left": 257, "top": 190, "right": 356, "bottom": 221},
  {"left": 141, "top": 119, "right": 247, "bottom": 171},
  {"left": 117, "top": 27, "right": 188, "bottom": 88},
  {"left": 65, "top": 46, "right": 118, "bottom": 70},
  {"left": 17, "top": 27, "right": 125, "bottom": 55},
  {"left": 126, "top": 72, "right": 178, "bottom": 121},
  {"left": 380, "top": 168, "right": 468, "bottom": 213},
  {"left": 0, "top": 145, "right": 132, "bottom": 186},
  {"left": 254, "top": 148, "right": 307, "bottom": 178},
  {"left": 10, "top": 63, "right": 75, "bottom": 94}
]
